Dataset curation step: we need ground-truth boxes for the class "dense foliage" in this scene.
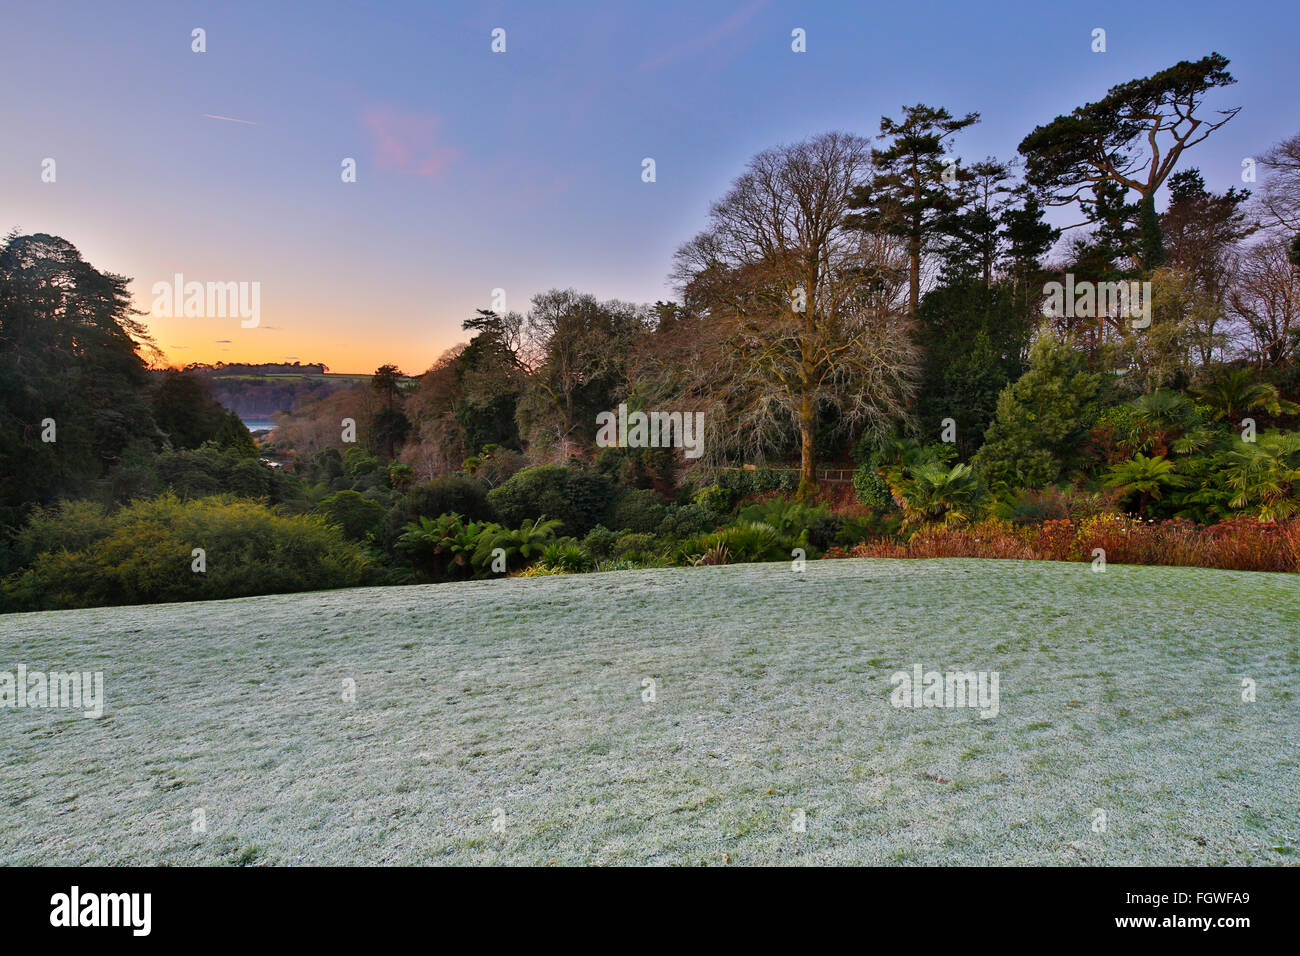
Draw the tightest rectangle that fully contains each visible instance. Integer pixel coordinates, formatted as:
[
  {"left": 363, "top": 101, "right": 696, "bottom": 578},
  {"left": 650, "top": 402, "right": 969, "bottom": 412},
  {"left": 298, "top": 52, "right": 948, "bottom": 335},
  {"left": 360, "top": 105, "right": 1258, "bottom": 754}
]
[{"left": 4, "top": 54, "right": 1300, "bottom": 610}]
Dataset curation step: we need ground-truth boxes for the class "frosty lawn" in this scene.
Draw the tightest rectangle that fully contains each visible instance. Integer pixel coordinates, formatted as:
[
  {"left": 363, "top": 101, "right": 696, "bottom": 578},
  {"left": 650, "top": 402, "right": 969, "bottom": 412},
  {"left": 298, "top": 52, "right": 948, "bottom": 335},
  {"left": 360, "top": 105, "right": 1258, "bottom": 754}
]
[{"left": 2, "top": 558, "right": 1296, "bottom": 865}]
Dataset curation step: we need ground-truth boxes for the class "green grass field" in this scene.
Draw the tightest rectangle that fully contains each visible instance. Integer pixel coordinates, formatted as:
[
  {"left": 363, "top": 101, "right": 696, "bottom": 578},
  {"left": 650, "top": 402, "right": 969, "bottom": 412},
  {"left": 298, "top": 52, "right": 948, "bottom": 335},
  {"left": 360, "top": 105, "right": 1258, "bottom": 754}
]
[{"left": 2, "top": 558, "right": 1296, "bottom": 865}]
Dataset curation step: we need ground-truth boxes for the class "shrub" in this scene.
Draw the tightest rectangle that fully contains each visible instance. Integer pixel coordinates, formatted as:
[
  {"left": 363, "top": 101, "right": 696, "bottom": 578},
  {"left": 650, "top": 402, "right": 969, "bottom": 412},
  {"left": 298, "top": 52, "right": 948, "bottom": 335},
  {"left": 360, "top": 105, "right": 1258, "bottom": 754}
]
[
  {"left": 594, "top": 445, "right": 677, "bottom": 491},
  {"left": 1, "top": 494, "right": 373, "bottom": 612},
  {"left": 678, "top": 520, "right": 792, "bottom": 565},
  {"left": 827, "top": 514, "right": 1300, "bottom": 573},
  {"left": 1083, "top": 404, "right": 1144, "bottom": 466},
  {"left": 1102, "top": 453, "right": 1187, "bottom": 517},
  {"left": 395, "top": 513, "right": 493, "bottom": 580},
  {"left": 691, "top": 484, "right": 734, "bottom": 514},
  {"left": 381, "top": 476, "right": 493, "bottom": 550},
  {"left": 1220, "top": 430, "right": 1300, "bottom": 520},
  {"left": 608, "top": 487, "right": 667, "bottom": 533},
  {"left": 852, "top": 462, "right": 891, "bottom": 507},
  {"left": 1030, "top": 518, "right": 1079, "bottom": 561},
  {"left": 974, "top": 331, "right": 1102, "bottom": 491},
  {"left": 487, "top": 466, "right": 615, "bottom": 537},
  {"left": 387, "top": 463, "right": 415, "bottom": 491},
  {"left": 656, "top": 503, "right": 721, "bottom": 539},
  {"left": 463, "top": 445, "right": 528, "bottom": 489},
  {"left": 473, "top": 516, "right": 564, "bottom": 571},
  {"left": 538, "top": 542, "right": 595, "bottom": 573},
  {"left": 612, "top": 532, "right": 659, "bottom": 560},
  {"left": 842, "top": 518, "right": 1035, "bottom": 561},
  {"left": 719, "top": 521, "right": 789, "bottom": 561},
  {"left": 995, "top": 485, "right": 1114, "bottom": 524},
  {"left": 580, "top": 525, "right": 619, "bottom": 559},
  {"left": 155, "top": 444, "right": 275, "bottom": 500},
  {"left": 897, "top": 462, "right": 986, "bottom": 525},
  {"left": 4, "top": 500, "right": 115, "bottom": 571},
  {"left": 315, "top": 490, "right": 388, "bottom": 541},
  {"left": 717, "top": 467, "right": 798, "bottom": 499},
  {"left": 736, "top": 498, "right": 838, "bottom": 551}
]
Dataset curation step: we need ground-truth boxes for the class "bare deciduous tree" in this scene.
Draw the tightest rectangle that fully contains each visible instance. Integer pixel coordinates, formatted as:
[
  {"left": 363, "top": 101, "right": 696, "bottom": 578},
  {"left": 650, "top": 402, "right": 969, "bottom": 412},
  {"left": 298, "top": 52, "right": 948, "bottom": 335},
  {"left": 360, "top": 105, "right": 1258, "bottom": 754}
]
[
  {"left": 672, "top": 132, "right": 918, "bottom": 496},
  {"left": 1257, "top": 131, "right": 1300, "bottom": 232},
  {"left": 516, "top": 289, "right": 644, "bottom": 460},
  {"left": 1229, "top": 236, "right": 1299, "bottom": 368}
]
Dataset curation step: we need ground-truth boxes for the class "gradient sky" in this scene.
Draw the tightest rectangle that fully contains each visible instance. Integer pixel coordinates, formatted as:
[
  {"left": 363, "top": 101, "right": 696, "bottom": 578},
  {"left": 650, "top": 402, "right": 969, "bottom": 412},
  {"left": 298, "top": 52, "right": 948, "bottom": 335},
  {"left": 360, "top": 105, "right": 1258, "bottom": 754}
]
[{"left": 3, "top": 0, "right": 1297, "bottom": 373}]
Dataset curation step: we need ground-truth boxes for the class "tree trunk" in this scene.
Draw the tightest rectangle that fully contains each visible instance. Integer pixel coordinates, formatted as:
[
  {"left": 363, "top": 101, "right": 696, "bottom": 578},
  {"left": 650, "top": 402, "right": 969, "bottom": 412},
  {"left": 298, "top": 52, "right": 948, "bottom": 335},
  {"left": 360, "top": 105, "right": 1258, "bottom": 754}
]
[
  {"left": 796, "top": 394, "right": 816, "bottom": 500},
  {"left": 908, "top": 237, "right": 920, "bottom": 319}
]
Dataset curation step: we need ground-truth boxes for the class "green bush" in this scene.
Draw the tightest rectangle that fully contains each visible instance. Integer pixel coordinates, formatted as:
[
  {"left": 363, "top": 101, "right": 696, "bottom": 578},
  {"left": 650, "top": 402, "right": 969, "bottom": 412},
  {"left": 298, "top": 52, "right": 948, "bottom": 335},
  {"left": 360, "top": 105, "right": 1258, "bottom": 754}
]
[
  {"left": 891, "top": 462, "right": 986, "bottom": 526},
  {"left": 656, "top": 503, "right": 721, "bottom": 539},
  {"left": 974, "top": 331, "right": 1102, "bottom": 491},
  {"left": 473, "top": 516, "right": 564, "bottom": 571},
  {"left": 678, "top": 520, "right": 793, "bottom": 564},
  {"left": 315, "top": 490, "right": 388, "bottom": 541},
  {"left": 394, "top": 513, "right": 492, "bottom": 580},
  {"left": 487, "top": 466, "right": 615, "bottom": 537},
  {"left": 343, "top": 446, "right": 382, "bottom": 480},
  {"left": 3, "top": 499, "right": 115, "bottom": 571},
  {"left": 608, "top": 488, "right": 667, "bottom": 532},
  {"left": 717, "top": 521, "right": 790, "bottom": 561},
  {"left": 581, "top": 525, "right": 619, "bottom": 559},
  {"left": 852, "top": 462, "right": 892, "bottom": 507},
  {"left": 382, "top": 476, "right": 493, "bottom": 550},
  {"left": 613, "top": 531, "right": 659, "bottom": 560},
  {"left": 833, "top": 513, "right": 886, "bottom": 547},
  {"left": 594, "top": 445, "right": 678, "bottom": 491},
  {"left": 155, "top": 444, "right": 274, "bottom": 500},
  {"left": 718, "top": 467, "right": 797, "bottom": 497},
  {"left": 538, "top": 541, "right": 595, "bottom": 573},
  {"left": 736, "top": 498, "right": 839, "bottom": 551},
  {"left": 1, "top": 494, "right": 373, "bottom": 612},
  {"left": 691, "top": 484, "right": 735, "bottom": 513}
]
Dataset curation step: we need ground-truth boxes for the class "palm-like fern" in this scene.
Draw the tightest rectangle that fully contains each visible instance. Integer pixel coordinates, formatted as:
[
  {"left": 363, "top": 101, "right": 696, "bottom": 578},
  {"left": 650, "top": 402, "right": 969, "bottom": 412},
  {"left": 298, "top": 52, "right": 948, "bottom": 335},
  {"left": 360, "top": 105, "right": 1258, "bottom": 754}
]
[
  {"left": 1223, "top": 431, "right": 1300, "bottom": 519},
  {"left": 1102, "top": 453, "right": 1186, "bottom": 517},
  {"left": 895, "top": 462, "right": 984, "bottom": 525},
  {"left": 1193, "top": 368, "right": 1298, "bottom": 423},
  {"left": 397, "top": 513, "right": 495, "bottom": 578},
  {"left": 472, "top": 516, "right": 563, "bottom": 571},
  {"left": 1130, "top": 390, "right": 1200, "bottom": 458}
]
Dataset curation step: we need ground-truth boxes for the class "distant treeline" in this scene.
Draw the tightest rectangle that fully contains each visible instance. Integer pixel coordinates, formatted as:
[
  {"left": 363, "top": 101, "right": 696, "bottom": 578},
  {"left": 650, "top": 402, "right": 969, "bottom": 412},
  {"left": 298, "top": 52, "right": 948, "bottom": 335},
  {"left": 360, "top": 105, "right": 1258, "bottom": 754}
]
[
  {"left": 184, "top": 361, "right": 329, "bottom": 376},
  {"left": 175, "top": 363, "right": 412, "bottom": 422}
]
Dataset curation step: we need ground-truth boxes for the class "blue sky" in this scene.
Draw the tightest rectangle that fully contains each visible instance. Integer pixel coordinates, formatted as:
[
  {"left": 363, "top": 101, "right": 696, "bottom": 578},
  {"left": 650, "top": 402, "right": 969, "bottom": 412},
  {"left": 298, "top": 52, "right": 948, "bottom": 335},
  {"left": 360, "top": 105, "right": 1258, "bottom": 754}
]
[{"left": 2, "top": 0, "right": 1296, "bottom": 372}]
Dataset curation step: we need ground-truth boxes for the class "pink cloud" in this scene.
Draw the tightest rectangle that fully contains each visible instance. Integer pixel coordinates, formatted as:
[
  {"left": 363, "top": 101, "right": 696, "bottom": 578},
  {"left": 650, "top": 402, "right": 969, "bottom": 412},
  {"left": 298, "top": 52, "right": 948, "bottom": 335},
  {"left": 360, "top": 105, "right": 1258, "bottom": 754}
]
[{"left": 362, "top": 107, "right": 458, "bottom": 180}]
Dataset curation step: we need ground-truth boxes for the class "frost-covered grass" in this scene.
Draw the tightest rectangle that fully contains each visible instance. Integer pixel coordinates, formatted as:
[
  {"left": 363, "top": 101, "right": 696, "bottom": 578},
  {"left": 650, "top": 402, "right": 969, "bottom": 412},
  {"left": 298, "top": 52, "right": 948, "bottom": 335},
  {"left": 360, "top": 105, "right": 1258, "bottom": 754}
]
[{"left": 2, "top": 558, "right": 1296, "bottom": 865}]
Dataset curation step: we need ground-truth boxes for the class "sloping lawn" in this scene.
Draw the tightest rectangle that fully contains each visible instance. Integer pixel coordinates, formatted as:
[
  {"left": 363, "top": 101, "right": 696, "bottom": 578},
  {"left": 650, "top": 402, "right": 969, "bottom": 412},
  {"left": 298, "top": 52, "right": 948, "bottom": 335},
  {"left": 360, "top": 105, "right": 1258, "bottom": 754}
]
[{"left": 2, "top": 558, "right": 1296, "bottom": 865}]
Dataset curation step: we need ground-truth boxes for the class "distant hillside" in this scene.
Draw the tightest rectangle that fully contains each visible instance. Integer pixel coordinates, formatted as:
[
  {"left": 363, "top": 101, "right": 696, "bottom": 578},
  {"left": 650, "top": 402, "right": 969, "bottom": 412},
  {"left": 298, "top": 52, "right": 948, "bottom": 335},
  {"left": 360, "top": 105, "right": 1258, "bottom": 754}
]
[{"left": 178, "top": 362, "right": 368, "bottom": 422}]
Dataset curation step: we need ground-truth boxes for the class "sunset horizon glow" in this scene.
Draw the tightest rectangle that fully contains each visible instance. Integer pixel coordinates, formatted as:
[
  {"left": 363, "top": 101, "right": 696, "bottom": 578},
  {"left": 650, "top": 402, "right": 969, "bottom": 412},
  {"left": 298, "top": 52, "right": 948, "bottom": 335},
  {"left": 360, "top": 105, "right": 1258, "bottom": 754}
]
[{"left": 5, "top": 0, "right": 1297, "bottom": 375}]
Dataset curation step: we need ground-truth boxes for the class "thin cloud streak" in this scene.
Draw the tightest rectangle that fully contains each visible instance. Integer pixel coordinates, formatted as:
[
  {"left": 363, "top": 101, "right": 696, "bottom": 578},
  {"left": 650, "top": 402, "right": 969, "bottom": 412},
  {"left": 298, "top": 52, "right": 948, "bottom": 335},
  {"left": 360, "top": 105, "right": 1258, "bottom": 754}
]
[
  {"left": 202, "top": 113, "right": 260, "bottom": 125},
  {"left": 637, "top": 0, "right": 770, "bottom": 71}
]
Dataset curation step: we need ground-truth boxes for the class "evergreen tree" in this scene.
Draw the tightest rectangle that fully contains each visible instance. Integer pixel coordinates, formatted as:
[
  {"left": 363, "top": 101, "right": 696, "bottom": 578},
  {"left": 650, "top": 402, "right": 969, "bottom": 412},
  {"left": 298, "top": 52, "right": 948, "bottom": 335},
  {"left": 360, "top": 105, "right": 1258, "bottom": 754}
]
[
  {"left": 914, "top": 281, "right": 1035, "bottom": 459},
  {"left": 214, "top": 410, "right": 258, "bottom": 458},
  {"left": 973, "top": 331, "right": 1102, "bottom": 491},
  {"left": 847, "top": 104, "right": 980, "bottom": 318},
  {"left": 0, "top": 232, "right": 158, "bottom": 525}
]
